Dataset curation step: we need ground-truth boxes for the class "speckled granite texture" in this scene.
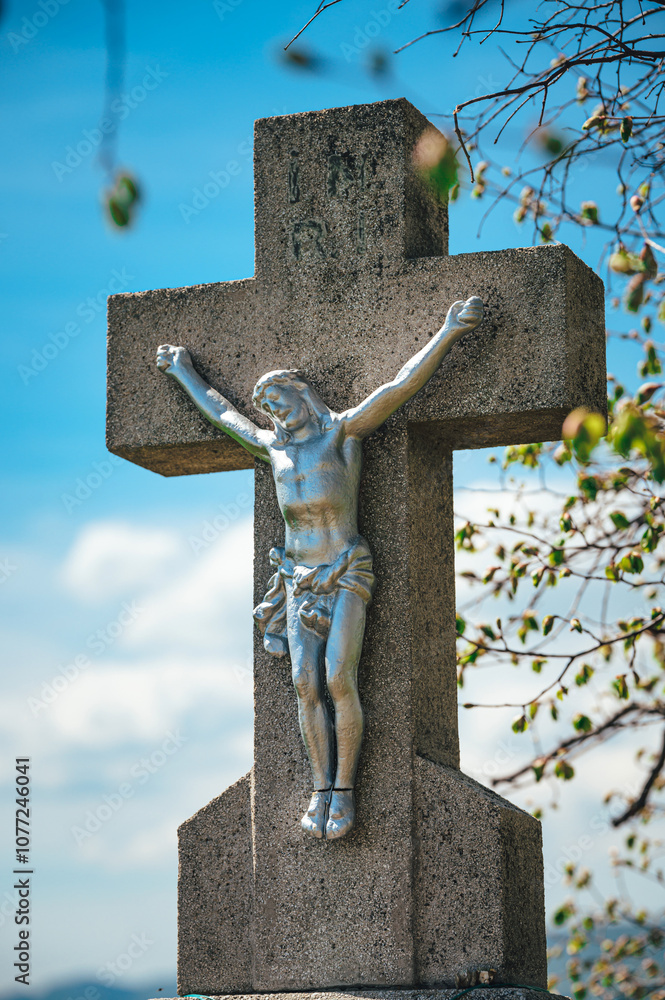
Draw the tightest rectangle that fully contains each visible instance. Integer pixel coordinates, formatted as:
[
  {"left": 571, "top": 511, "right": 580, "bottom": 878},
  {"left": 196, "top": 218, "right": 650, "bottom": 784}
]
[{"left": 152, "top": 990, "right": 568, "bottom": 1000}]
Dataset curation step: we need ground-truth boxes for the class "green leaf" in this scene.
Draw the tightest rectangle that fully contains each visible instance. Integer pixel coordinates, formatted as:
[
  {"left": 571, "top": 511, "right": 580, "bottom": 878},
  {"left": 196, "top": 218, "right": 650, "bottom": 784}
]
[
  {"left": 543, "top": 614, "right": 555, "bottom": 635},
  {"left": 578, "top": 475, "right": 600, "bottom": 501},
  {"left": 456, "top": 615, "right": 466, "bottom": 635},
  {"left": 575, "top": 664, "right": 594, "bottom": 686},
  {"left": 573, "top": 714, "right": 593, "bottom": 733},
  {"left": 414, "top": 128, "right": 460, "bottom": 198},
  {"left": 609, "top": 511, "right": 630, "bottom": 530},
  {"left": 554, "top": 759, "right": 575, "bottom": 780},
  {"left": 609, "top": 249, "right": 642, "bottom": 275},
  {"left": 625, "top": 274, "right": 645, "bottom": 313},
  {"left": 582, "top": 114, "right": 606, "bottom": 131},
  {"left": 612, "top": 674, "right": 629, "bottom": 699},
  {"left": 580, "top": 201, "right": 599, "bottom": 224},
  {"left": 512, "top": 714, "right": 528, "bottom": 733},
  {"left": 562, "top": 408, "right": 606, "bottom": 463},
  {"left": 554, "top": 903, "right": 573, "bottom": 924}
]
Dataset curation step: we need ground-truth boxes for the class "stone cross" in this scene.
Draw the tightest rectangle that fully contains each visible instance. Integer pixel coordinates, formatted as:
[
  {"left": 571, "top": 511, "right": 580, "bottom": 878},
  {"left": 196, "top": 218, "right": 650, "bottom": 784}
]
[{"left": 107, "top": 99, "right": 606, "bottom": 996}]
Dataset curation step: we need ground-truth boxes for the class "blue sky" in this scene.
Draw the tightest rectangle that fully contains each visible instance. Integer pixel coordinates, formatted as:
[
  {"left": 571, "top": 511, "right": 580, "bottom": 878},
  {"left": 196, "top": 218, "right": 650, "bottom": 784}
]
[{"left": 0, "top": 0, "right": 655, "bottom": 993}]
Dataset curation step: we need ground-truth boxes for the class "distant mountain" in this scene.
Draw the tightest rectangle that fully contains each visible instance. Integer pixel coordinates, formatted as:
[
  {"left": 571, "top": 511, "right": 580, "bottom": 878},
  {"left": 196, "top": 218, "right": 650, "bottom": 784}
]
[{"left": 0, "top": 979, "right": 177, "bottom": 1000}]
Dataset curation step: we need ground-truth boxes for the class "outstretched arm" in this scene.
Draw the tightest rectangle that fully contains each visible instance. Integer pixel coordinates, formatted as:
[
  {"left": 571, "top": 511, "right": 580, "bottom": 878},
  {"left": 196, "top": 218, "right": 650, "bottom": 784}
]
[
  {"left": 341, "top": 296, "right": 483, "bottom": 440},
  {"left": 156, "top": 344, "right": 270, "bottom": 461}
]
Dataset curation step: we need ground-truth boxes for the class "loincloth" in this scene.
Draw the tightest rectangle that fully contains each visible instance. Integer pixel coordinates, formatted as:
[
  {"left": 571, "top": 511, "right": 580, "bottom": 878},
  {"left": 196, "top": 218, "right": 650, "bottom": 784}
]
[{"left": 253, "top": 537, "right": 376, "bottom": 658}]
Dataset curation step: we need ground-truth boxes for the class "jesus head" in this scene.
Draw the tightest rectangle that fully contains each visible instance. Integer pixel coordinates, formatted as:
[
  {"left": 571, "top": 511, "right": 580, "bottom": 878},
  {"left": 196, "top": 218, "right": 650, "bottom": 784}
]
[{"left": 252, "top": 370, "right": 330, "bottom": 436}]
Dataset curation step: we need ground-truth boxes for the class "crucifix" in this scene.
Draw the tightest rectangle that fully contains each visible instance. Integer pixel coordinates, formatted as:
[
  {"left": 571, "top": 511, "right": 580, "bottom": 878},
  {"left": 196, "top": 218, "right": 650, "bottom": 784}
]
[
  {"left": 155, "top": 295, "right": 483, "bottom": 842},
  {"left": 107, "top": 99, "right": 606, "bottom": 996}
]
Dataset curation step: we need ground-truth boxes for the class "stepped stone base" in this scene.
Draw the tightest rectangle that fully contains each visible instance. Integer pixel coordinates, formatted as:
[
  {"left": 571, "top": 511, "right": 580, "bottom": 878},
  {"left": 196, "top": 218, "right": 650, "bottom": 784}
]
[
  {"left": 177, "top": 758, "right": 547, "bottom": 995},
  {"left": 155, "top": 990, "right": 565, "bottom": 1000}
]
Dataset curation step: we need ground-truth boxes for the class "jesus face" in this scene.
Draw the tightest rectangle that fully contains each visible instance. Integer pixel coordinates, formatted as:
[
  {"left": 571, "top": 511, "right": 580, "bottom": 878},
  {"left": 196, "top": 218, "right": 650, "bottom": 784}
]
[{"left": 261, "top": 383, "right": 311, "bottom": 432}]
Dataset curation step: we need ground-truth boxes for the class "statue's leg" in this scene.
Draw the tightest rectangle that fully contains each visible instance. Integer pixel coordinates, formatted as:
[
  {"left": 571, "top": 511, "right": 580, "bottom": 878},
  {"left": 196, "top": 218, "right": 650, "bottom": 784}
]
[
  {"left": 287, "top": 592, "right": 335, "bottom": 792},
  {"left": 325, "top": 588, "right": 366, "bottom": 790}
]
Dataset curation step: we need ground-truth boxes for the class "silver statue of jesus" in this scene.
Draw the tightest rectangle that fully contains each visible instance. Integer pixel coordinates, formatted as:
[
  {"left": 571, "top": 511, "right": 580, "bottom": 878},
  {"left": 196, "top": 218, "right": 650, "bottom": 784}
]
[{"left": 156, "top": 295, "right": 483, "bottom": 841}]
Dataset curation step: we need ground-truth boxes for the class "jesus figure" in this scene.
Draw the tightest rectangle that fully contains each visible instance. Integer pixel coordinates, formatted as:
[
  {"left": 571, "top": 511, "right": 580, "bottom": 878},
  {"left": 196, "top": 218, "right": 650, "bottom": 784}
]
[{"left": 156, "top": 295, "right": 483, "bottom": 841}]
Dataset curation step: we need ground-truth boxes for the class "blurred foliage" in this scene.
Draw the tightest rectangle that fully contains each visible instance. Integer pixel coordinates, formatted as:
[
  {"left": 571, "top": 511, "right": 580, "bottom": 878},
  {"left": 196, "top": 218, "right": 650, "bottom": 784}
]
[
  {"left": 279, "top": 44, "right": 325, "bottom": 72},
  {"left": 412, "top": 127, "right": 460, "bottom": 199},
  {"left": 104, "top": 171, "right": 140, "bottom": 228},
  {"left": 548, "top": 853, "right": 665, "bottom": 999},
  {"left": 452, "top": 333, "right": 665, "bottom": 994},
  {"left": 98, "top": 0, "right": 141, "bottom": 231}
]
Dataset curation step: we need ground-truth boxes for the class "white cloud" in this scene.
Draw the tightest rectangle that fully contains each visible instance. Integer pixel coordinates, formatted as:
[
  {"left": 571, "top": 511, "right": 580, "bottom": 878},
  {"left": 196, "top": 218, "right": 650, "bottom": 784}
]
[
  {"left": 60, "top": 520, "right": 185, "bottom": 603},
  {"left": 1, "top": 658, "right": 252, "bottom": 755},
  {"left": 124, "top": 518, "right": 253, "bottom": 652}
]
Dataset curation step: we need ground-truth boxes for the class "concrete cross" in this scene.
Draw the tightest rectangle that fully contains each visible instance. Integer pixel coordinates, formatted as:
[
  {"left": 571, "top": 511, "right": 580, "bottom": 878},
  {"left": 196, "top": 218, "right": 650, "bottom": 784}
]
[{"left": 107, "top": 99, "right": 606, "bottom": 997}]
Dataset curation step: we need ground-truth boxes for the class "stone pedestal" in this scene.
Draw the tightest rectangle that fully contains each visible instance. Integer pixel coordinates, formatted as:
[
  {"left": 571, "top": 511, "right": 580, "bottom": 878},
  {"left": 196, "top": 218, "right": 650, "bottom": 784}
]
[
  {"left": 178, "top": 758, "right": 547, "bottom": 994},
  {"left": 158, "top": 989, "right": 564, "bottom": 1000}
]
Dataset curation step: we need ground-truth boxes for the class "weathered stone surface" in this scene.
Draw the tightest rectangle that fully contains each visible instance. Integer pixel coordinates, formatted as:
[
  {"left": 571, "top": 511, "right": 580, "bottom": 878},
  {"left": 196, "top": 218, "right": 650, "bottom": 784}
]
[
  {"left": 106, "top": 99, "right": 605, "bottom": 477},
  {"left": 253, "top": 100, "right": 449, "bottom": 282},
  {"left": 179, "top": 753, "right": 546, "bottom": 994},
  {"left": 177, "top": 773, "right": 253, "bottom": 995},
  {"left": 107, "top": 97, "right": 606, "bottom": 997},
  {"left": 413, "top": 758, "right": 546, "bottom": 987},
  {"left": 155, "top": 990, "right": 564, "bottom": 1000},
  {"left": 107, "top": 245, "right": 605, "bottom": 477}
]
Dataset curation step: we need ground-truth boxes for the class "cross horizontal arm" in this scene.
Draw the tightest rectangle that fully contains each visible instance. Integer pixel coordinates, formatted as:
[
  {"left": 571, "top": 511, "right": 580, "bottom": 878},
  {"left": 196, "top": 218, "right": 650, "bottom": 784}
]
[
  {"left": 107, "top": 244, "right": 606, "bottom": 477},
  {"left": 342, "top": 297, "right": 483, "bottom": 439}
]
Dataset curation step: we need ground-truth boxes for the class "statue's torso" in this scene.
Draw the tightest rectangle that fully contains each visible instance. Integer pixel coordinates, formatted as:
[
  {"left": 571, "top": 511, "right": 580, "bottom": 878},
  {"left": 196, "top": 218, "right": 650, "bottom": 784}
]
[{"left": 267, "top": 420, "right": 363, "bottom": 567}]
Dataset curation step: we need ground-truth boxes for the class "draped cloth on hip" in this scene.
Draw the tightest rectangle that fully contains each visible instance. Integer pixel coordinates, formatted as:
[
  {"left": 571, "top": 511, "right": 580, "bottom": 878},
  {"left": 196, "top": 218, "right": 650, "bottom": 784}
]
[{"left": 253, "top": 537, "right": 376, "bottom": 658}]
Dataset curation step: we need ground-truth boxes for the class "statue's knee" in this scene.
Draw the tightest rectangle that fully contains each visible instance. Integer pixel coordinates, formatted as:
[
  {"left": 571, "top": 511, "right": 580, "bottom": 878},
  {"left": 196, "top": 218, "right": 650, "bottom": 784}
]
[
  {"left": 326, "top": 664, "right": 354, "bottom": 703},
  {"left": 292, "top": 665, "right": 318, "bottom": 705}
]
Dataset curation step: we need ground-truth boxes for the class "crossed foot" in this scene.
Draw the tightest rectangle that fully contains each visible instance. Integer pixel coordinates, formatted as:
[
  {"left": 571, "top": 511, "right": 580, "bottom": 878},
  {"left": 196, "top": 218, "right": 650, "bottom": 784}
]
[{"left": 301, "top": 788, "right": 355, "bottom": 841}]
